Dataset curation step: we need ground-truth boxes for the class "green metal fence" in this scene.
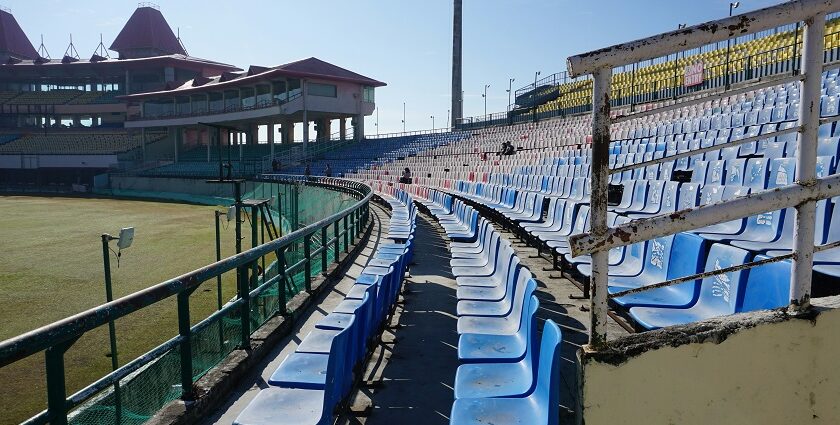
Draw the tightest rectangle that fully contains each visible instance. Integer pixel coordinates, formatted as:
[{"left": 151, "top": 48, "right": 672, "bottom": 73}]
[{"left": 0, "top": 176, "right": 372, "bottom": 425}]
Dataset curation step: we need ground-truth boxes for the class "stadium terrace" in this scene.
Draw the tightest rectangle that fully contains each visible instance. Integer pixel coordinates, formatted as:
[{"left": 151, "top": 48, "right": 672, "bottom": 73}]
[{"left": 0, "top": 1, "right": 839, "bottom": 425}]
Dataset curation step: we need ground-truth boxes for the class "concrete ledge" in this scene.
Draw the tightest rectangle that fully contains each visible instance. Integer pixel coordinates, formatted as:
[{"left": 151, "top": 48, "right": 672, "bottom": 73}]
[
  {"left": 580, "top": 298, "right": 840, "bottom": 367},
  {"left": 578, "top": 296, "right": 840, "bottom": 425},
  {"left": 146, "top": 216, "right": 375, "bottom": 425}
]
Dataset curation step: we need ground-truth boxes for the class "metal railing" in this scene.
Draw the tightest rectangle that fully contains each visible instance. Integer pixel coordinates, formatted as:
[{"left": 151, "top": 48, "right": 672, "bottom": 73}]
[
  {"left": 130, "top": 92, "right": 303, "bottom": 122},
  {"left": 459, "top": 15, "right": 840, "bottom": 131},
  {"left": 0, "top": 176, "right": 372, "bottom": 425},
  {"left": 565, "top": 0, "right": 840, "bottom": 349}
]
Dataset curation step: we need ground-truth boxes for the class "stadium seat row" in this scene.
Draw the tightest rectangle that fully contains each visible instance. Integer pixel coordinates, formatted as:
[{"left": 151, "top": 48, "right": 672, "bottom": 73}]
[
  {"left": 417, "top": 188, "right": 562, "bottom": 425},
  {"left": 233, "top": 189, "right": 416, "bottom": 425}
]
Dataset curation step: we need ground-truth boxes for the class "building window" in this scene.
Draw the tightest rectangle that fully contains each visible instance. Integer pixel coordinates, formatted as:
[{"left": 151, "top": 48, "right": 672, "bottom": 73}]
[
  {"left": 363, "top": 86, "right": 375, "bottom": 103},
  {"left": 308, "top": 83, "right": 337, "bottom": 98}
]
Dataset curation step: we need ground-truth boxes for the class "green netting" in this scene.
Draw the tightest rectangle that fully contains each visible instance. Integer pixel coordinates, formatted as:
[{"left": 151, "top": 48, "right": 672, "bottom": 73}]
[{"left": 65, "top": 180, "right": 361, "bottom": 425}]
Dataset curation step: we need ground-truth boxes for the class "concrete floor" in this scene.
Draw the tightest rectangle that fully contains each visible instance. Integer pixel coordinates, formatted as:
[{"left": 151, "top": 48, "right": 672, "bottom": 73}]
[
  {"left": 338, "top": 214, "right": 459, "bottom": 425},
  {"left": 201, "top": 204, "right": 629, "bottom": 425}
]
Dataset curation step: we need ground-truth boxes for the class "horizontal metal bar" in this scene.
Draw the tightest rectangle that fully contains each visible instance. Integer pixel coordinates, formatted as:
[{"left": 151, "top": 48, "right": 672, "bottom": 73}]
[
  {"left": 567, "top": 0, "right": 837, "bottom": 76},
  {"left": 67, "top": 334, "right": 181, "bottom": 407},
  {"left": 611, "top": 125, "right": 800, "bottom": 174},
  {"left": 311, "top": 245, "right": 326, "bottom": 257},
  {"left": 570, "top": 172, "right": 840, "bottom": 257},
  {"left": 815, "top": 238, "right": 840, "bottom": 252},
  {"left": 608, "top": 253, "right": 794, "bottom": 299},
  {"left": 0, "top": 177, "right": 371, "bottom": 367},
  {"left": 20, "top": 409, "right": 48, "bottom": 425},
  {"left": 190, "top": 298, "right": 244, "bottom": 336}
]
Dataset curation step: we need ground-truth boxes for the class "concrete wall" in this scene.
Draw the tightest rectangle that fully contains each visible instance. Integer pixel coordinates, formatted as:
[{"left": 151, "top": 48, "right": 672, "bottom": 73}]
[
  {"left": 0, "top": 154, "right": 118, "bottom": 169},
  {"left": 580, "top": 297, "right": 840, "bottom": 425},
  {"left": 110, "top": 175, "right": 235, "bottom": 199}
]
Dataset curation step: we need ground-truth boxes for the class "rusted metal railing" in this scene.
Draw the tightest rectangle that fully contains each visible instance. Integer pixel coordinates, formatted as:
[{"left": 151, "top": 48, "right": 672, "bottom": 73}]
[{"left": 566, "top": 0, "right": 839, "bottom": 350}]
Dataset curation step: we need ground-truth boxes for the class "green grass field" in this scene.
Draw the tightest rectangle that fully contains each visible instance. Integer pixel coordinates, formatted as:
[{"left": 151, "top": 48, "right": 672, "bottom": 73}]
[{"left": 0, "top": 195, "right": 243, "bottom": 423}]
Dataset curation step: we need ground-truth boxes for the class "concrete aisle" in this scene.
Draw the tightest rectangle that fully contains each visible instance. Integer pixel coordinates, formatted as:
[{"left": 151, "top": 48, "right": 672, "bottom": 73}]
[
  {"left": 200, "top": 206, "right": 390, "bottom": 425},
  {"left": 340, "top": 214, "right": 459, "bottom": 425}
]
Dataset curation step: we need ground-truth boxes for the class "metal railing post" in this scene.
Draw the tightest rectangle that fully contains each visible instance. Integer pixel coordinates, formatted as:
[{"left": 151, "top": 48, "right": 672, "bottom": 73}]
[
  {"left": 250, "top": 205, "right": 259, "bottom": 290},
  {"left": 45, "top": 339, "right": 76, "bottom": 425},
  {"left": 588, "top": 67, "right": 612, "bottom": 350},
  {"left": 277, "top": 247, "right": 287, "bottom": 315},
  {"left": 177, "top": 291, "right": 194, "bottom": 401},
  {"left": 352, "top": 208, "right": 358, "bottom": 236},
  {"left": 343, "top": 215, "right": 350, "bottom": 253},
  {"left": 304, "top": 234, "right": 312, "bottom": 292},
  {"left": 791, "top": 12, "right": 826, "bottom": 311},
  {"left": 321, "top": 226, "right": 328, "bottom": 273},
  {"left": 333, "top": 220, "right": 340, "bottom": 263},
  {"left": 238, "top": 263, "right": 251, "bottom": 350}
]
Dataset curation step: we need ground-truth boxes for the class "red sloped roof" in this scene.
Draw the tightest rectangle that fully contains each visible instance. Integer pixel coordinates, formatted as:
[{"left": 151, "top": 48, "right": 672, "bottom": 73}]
[
  {"left": 109, "top": 6, "right": 186, "bottom": 56},
  {"left": 277, "top": 57, "right": 385, "bottom": 86},
  {"left": 0, "top": 9, "right": 37, "bottom": 59}
]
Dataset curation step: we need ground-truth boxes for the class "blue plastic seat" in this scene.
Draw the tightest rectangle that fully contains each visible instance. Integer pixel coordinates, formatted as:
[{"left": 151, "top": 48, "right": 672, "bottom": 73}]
[
  {"left": 739, "top": 256, "right": 790, "bottom": 311},
  {"left": 457, "top": 266, "right": 530, "bottom": 316},
  {"left": 234, "top": 387, "right": 331, "bottom": 425},
  {"left": 457, "top": 255, "right": 519, "bottom": 301},
  {"left": 458, "top": 295, "right": 538, "bottom": 363},
  {"left": 454, "top": 305, "right": 556, "bottom": 399},
  {"left": 611, "top": 233, "right": 706, "bottom": 309},
  {"left": 236, "top": 317, "right": 354, "bottom": 425},
  {"left": 449, "top": 320, "right": 562, "bottom": 425},
  {"left": 458, "top": 279, "right": 536, "bottom": 335},
  {"left": 629, "top": 244, "right": 751, "bottom": 329}
]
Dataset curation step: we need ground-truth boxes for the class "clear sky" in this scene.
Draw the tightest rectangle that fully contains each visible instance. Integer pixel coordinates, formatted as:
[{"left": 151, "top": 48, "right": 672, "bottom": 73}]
[{"left": 11, "top": 0, "right": 784, "bottom": 134}]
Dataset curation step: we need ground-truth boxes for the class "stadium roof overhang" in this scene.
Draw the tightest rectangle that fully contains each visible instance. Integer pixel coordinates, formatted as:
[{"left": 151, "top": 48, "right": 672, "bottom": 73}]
[
  {"left": 0, "top": 54, "right": 240, "bottom": 79},
  {"left": 119, "top": 57, "right": 386, "bottom": 101}
]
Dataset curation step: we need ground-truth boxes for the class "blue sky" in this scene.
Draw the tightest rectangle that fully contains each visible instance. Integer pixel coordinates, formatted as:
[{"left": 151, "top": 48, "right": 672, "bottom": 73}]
[{"left": 12, "top": 0, "right": 783, "bottom": 134}]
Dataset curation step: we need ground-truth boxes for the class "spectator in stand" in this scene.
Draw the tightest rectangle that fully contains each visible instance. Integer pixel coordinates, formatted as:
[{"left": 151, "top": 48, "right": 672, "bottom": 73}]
[
  {"left": 399, "top": 167, "right": 413, "bottom": 184},
  {"left": 304, "top": 164, "right": 311, "bottom": 179},
  {"left": 325, "top": 164, "right": 332, "bottom": 177},
  {"left": 504, "top": 142, "right": 516, "bottom": 155},
  {"left": 497, "top": 141, "right": 508, "bottom": 156},
  {"left": 271, "top": 158, "right": 279, "bottom": 172}
]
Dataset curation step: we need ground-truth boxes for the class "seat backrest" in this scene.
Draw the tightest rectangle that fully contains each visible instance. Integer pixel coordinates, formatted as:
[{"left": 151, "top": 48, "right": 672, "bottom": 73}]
[
  {"left": 739, "top": 256, "right": 791, "bottom": 312},
  {"left": 642, "top": 234, "right": 675, "bottom": 282},
  {"left": 706, "top": 160, "right": 726, "bottom": 184},
  {"left": 696, "top": 244, "right": 751, "bottom": 316},
  {"left": 326, "top": 314, "right": 355, "bottom": 406},
  {"left": 677, "top": 183, "right": 700, "bottom": 210},
  {"left": 767, "top": 157, "right": 796, "bottom": 188},
  {"left": 725, "top": 158, "right": 747, "bottom": 186},
  {"left": 743, "top": 158, "right": 769, "bottom": 190},
  {"left": 533, "top": 320, "right": 563, "bottom": 425},
  {"left": 699, "top": 184, "right": 724, "bottom": 206}
]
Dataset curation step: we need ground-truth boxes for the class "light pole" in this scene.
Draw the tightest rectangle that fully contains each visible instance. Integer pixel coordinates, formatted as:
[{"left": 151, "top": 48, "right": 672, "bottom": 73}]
[
  {"left": 532, "top": 71, "right": 540, "bottom": 122},
  {"left": 375, "top": 107, "right": 379, "bottom": 136},
  {"left": 506, "top": 78, "right": 515, "bottom": 113},
  {"left": 430, "top": 115, "right": 435, "bottom": 130},
  {"left": 402, "top": 102, "right": 406, "bottom": 133},
  {"left": 482, "top": 84, "right": 490, "bottom": 119},
  {"left": 725, "top": 2, "right": 740, "bottom": 89},
  {"left": 446, "top": 109, "right": 450, "bottom": 129},
  {"left": 101, "top": 227, "right": 135, "bottom": 423},
  {"left": 675, "top": 23, "right": 687, "bottom": 98}
]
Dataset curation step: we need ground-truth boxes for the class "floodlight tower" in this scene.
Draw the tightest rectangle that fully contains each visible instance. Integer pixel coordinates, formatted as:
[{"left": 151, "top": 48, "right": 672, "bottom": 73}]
[{"left": 451, "top": 0, "right": 463, "bottom": 128}]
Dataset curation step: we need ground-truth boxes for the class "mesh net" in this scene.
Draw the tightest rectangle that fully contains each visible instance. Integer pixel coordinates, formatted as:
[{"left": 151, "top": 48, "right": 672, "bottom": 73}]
[{"left": 63, "top": 180, "right": 360, "bottom": 425}]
